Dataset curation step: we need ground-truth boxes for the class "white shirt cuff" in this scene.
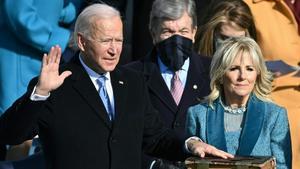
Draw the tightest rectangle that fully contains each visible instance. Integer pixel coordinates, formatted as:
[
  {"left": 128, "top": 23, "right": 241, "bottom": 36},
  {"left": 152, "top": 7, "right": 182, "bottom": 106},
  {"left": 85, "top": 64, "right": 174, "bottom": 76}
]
[
  {"left": 30, "top": 86, "right": 50, "bottom": 101},
  {"left": 185, "top": 136, "right": 202, "bottom": 153},
  {"left": 149, "top": 160, "right": 156, "bottom": 169}
]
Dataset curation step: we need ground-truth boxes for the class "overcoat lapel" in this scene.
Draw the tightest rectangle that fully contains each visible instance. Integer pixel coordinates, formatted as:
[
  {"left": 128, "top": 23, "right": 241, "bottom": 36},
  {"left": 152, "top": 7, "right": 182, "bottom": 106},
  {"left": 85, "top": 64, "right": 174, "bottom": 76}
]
[
  {"left": 68, "top": 57, "right": 112, "bottom": 129},
  {"left": 177, "top": 53, "right": 208, "bottom": 114},
  {"left": 140, "top": 49, "right": 210, "bottom": 114},
  {"left": 110, "top": 69, "right": 128, "bottom": 128},
  {"left": 206, "top": 95, "right": 265, "bottom": 155},
  {"left": 142, "top": 50, "right": 178, "bottom": 113},
  {"left": 237, "top": 95, "right": 265, "bottom": 155},
  {"left": 206, "top": 99, "right": 227, "bottom": 151}
]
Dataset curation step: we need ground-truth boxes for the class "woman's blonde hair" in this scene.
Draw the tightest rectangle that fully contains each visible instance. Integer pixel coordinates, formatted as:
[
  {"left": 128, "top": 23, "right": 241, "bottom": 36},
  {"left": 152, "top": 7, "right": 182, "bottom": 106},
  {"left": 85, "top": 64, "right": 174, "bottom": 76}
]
[
  {"left": 195, "top": 0, "right": 256, "bottom": 56},
  {"left": 206, "top": 37, "right": 273, "bottom": 107}
]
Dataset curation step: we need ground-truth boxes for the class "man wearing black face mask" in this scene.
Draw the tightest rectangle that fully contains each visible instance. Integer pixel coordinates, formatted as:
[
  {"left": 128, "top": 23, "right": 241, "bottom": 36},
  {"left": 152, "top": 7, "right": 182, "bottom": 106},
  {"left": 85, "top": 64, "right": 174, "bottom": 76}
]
[
  {"left": 126, "top": 0, "right": 211, "bottom": 168},
  {"left": 156, "top": 35, "right": 193, "bottom": 71}
]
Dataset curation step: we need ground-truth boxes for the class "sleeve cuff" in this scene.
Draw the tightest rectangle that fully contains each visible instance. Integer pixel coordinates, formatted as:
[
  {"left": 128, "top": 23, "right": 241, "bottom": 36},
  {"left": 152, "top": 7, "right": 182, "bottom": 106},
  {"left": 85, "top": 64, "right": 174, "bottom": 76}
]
[
  {"left": 149, "top": 160, "right": 156, "bottom": 169},
  {"left": 30, "top": 86, "right": 50, "bottom": 101},
  {"left": 185, "top": 136, "right": 202, "bottom": 153}
]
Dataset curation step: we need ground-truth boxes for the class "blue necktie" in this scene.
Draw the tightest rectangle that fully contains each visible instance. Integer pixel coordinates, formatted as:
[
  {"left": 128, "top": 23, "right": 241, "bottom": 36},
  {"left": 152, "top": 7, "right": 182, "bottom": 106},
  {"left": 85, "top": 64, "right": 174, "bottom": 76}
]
[{"left": 97, "top": 76, "right": 114, "bottom": 120}]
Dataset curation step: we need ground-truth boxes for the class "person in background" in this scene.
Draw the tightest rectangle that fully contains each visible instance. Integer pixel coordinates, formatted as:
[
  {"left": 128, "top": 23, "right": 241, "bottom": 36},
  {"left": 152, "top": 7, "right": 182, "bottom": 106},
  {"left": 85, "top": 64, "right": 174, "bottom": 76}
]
[
  {"left": 126, "top": 0, "right": 211, "bottom": 168},
  {"left": 194, "top": 0, "right": 256, "bottom": 57},
  {"left": 186, "top": 37, "right": 292, "bottom": 169},
  {"left": 244, "top": 0, "right": 300, "bottom": 66},
  {"left": 243, "top": 1, "right": 300, "bottom": 168},
  {"left": 196, "top": 0, "right": 224, "bottom": 26},
  {"left": 285, "top": 0, "right": 300, "bottom": 34},
  {"left": 0, "top": 0, "right": 81, "bottom": 161},
  {"left": 0, "top": 4, "right": 233, "bottom": 169}
]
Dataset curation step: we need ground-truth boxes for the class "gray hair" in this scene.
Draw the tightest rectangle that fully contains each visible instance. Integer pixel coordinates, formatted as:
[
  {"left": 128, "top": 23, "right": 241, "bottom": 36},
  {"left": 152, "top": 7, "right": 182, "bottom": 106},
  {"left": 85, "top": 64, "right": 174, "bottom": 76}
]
[
  {"left": 207, "top": 37, "right": 273, "bottom": 106},
  {"left": 149, "top": 0, "right": 197, "bottom": 38},
  {"left": 74, "top": 3, "right": 120, "bottom": 44}
]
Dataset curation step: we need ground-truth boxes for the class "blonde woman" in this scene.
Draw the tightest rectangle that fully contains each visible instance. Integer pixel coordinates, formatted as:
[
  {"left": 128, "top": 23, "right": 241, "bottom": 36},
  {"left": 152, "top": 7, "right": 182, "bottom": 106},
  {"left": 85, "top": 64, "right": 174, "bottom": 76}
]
[{"left": 186, "top": 37, "right": 292, "bottom": 169}]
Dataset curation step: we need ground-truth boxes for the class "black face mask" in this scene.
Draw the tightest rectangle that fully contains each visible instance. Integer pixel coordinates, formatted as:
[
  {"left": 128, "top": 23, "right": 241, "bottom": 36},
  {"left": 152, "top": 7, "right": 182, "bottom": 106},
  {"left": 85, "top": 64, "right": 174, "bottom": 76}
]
[{"left": 156, "top": 35, "right": 193, "bottom": 71}]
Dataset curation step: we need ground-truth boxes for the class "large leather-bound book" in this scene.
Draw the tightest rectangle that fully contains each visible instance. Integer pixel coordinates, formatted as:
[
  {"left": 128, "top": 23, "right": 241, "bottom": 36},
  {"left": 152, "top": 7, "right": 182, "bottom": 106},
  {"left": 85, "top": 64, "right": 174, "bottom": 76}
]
[{"left": 185, "top": 156, "right": 276, "bottom": 169}]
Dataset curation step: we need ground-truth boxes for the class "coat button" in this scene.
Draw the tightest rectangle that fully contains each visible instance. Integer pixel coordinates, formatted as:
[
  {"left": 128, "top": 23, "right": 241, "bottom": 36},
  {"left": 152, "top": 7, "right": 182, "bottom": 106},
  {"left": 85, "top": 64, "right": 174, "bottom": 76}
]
[{"left": 193, "top": 85, "right": 198, "bottom": 90}]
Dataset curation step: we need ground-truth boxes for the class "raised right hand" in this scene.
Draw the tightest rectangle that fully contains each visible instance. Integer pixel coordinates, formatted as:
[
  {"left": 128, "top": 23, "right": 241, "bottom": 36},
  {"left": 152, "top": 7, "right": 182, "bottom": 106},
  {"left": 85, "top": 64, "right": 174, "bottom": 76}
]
[{"left": 35, "top": 45, "right": 72, "bottom": 96}]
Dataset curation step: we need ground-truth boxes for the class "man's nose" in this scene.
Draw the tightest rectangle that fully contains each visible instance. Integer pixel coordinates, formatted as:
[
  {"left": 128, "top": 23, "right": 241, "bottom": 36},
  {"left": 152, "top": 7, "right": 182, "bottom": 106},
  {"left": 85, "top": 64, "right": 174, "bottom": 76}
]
[{"left": 108, "top": 42, "right": 117, "bottom": 54}]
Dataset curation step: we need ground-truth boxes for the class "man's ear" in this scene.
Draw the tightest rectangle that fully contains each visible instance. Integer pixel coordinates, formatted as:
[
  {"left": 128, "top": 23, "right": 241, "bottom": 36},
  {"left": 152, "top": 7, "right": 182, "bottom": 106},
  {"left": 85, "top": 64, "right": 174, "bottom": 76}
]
[
  {"left": 77, "top": 33, "right": 86, "bottom": 52},
  {"left": 192, "top": 26, "right": 197, "bottom": 43},
  {"left": 150, "top": 31, "right": 158, "bottom": 45}
]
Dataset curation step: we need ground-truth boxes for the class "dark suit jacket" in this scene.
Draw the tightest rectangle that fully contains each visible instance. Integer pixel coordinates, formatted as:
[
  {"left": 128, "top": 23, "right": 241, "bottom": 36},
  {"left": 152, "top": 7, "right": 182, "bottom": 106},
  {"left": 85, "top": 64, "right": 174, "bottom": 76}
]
[
  {"left": 127, "top": 49, "right": 211, "bottom": 134},
  {"left": 126, "top": 49, "right": 211, "bottom": 167},
  {"left": 0, "top": 56, "right": 185, "bottom": 169}
]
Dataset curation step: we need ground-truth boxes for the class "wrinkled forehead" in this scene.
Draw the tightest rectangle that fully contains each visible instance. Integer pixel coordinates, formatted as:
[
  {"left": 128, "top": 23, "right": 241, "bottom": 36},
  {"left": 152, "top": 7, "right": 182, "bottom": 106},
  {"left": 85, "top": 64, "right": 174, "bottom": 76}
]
[
  {"left": 89, "top": 17, "right": 123, "bottom": 37},
  {"left": 160, "top": 12, "right": 194, "bottom": 29}
]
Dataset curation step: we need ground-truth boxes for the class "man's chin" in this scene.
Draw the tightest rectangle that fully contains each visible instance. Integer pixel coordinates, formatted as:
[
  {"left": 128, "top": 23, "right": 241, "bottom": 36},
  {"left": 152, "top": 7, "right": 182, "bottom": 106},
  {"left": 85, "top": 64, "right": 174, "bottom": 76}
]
[{"left": 103, "top": 65, "right": 117, "bottom": 72}]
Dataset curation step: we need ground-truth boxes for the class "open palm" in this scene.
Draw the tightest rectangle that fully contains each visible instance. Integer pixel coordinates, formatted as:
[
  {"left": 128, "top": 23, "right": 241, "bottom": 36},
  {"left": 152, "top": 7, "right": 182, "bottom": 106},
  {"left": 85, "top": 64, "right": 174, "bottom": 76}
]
[{"left": 35, "top": 45, "right": 72, "bottom": 95}]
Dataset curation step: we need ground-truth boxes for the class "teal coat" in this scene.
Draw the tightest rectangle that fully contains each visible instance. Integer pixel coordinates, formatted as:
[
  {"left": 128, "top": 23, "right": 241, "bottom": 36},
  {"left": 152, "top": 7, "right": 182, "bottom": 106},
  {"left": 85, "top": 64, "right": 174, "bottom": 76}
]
[
  {"left": 0, "top": 0, "right": 80, "bottom": 114},
  {"left": 186, "top": 95, "right": 292, "bottom": 169}
]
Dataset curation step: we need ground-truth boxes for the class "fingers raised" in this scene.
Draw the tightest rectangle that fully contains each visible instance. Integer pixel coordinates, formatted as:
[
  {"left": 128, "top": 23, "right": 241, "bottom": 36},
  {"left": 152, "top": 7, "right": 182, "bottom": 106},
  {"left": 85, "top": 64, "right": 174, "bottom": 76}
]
[
  {"left": 42, "top": 53, "right": 47, "bottom": 67},
  {"left": 60, "top": 71, "right": 72, "bottom": 81},
  {"left": 54, "top": 45, "right": 62, "bottom": 64},
  {"left": 47, "top": 45, "right": 61, "bottom": 64}
]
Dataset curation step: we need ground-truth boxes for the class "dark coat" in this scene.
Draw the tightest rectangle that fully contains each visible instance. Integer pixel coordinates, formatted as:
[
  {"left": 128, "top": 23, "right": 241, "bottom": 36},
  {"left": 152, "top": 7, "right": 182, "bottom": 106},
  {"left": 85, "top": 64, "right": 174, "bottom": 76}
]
[
  {"left": 126, "top": 49, "right": 211, "bottom": 168},
  {"left": 0, "top": 56, "right": 185, "bottom": 169}
]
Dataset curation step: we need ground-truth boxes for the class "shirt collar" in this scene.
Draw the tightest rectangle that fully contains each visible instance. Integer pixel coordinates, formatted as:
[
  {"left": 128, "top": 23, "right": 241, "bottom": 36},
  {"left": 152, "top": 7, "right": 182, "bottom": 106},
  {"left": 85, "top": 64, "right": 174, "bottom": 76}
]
[
  {"left": 157, "top": 55, "right": 190, "bottom": 73},
  {"left": 79, "top": 54, "right": 111, "bottom": 81}
]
